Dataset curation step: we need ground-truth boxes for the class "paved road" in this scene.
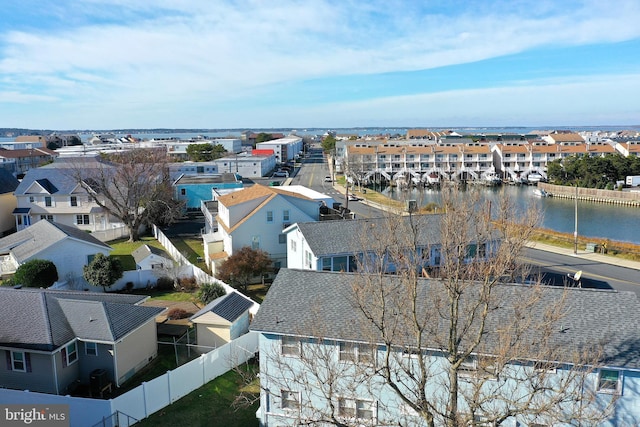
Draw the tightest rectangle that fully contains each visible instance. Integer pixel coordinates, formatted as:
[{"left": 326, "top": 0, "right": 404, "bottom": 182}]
[{"left": 523, "top": 243, "right": 640, "bottom": 297}]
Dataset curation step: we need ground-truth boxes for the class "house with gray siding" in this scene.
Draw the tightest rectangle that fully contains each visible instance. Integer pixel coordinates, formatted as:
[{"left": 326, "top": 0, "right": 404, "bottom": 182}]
[
  {"left": 0, "top": 287, "right": 163, "bottom": 395},
  {"left": 251, "top": 269, "right": 640, "bottom": 426}
]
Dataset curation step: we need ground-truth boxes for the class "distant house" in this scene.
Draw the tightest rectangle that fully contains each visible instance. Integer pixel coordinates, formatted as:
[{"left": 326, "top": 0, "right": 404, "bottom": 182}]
[
  {"left": 132, "top": 244, "right": 173, "bottom": 270},
  {"left": 256, "top": 135, "right": 303, "bottom": 163},
  {"left": 251, "top": 269, "right": 640, "bottom": 426},
  {"left": 190, "top": 291, "right": 255, "bottom": 353},
  {"left": 212, "top": 151, "right": 277, "bottom": 178},
  {"left": 0, "top": 220, "right": 112, "bottom": 285},
  {"left": 0, "top": 147, "right": 57, "bottom": 176},
  {"left": 0, "top": 287, "right": 163, "bottom": 395},
  {"left": 0, "top": 169, "right": 19, "bottom": 236},
  {"left": 174, "top": 173, "right": 243, "bottom": 210}
]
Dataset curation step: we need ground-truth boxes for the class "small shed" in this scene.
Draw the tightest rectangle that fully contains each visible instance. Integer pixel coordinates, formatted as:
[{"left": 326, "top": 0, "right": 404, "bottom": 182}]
[
  {"left": 131, "top": 244, "right": 173, "bottom": 270},
  {"left": 190, "top": 291, "right": 254, "bottom": 353}
]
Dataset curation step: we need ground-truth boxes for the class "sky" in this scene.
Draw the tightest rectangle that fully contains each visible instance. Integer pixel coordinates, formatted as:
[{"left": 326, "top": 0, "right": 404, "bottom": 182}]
[{"left": 1, "top": 0, "right": 639, "bottom": 130}]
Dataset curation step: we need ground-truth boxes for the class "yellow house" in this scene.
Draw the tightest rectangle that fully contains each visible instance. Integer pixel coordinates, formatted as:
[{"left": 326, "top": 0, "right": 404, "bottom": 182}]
[{"left": 190, "top": 291, "right": 255, "bottom": 353}]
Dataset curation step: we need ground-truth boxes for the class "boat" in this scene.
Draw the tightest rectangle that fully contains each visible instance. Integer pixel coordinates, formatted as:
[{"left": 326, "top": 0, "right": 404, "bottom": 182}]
[
  {"left": 426, "top": 172, "right": 440, "bottom": 186},
  {"left": 533, "top": 188, "right": 548, "bottom": 197},
  {"left": 481, "top": 172, "right": 502, "bottom": 186},
  {"left": 528, "top": 173, "right": 543, "bottom": 184}
]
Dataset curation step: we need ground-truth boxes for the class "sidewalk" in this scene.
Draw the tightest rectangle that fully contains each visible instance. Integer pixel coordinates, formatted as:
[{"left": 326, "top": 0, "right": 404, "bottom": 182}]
[{"left": 525, "top": 241, "right": 640, "bottom": 271}]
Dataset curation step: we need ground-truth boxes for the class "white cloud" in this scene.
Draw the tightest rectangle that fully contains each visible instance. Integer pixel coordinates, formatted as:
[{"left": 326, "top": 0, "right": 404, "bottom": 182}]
[{"left": 0, "top": 0, "right": 639, "bottom": 127}]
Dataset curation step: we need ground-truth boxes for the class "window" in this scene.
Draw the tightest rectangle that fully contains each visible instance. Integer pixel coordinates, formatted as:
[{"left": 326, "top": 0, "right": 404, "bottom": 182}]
[
  {"left": 281, "top": 390, "right": 299, "bottom": 410},
  {"left": 45, "top": 196, "right": 52, "bottom": 207},
  {"left": 305, "top": 251, "right": 312, "bottom": 268},
  {"left": 348, "top": 255, "right": 357, "bottom": 272},
  {"left": 40, "top": 215, "right": 54, "bottom": 221},
  {"left": 180, "top": 188, "right": 186, "bottom": 195},
  {"left": 283, "top": 210, "right": 290, "bottom": 221},
  {"left": 76, "top": 214, "right": 90, "bottom": 225},
  {"left": 281, "top": 336, "right": 300, "bottom": 357},
  {"left": 266, "top": 211, "right": 273, "bottom": 222},
  {"left": 63, "top": 342, "right": 78, "bottom": 367},
  {"left": 251, "top": 235, "right": 260, "bottom": 250},
  {"left": 356, "top": 399, "right": 375, "bottom": 420},
  {"left": 339, "top": 342, "right": 356, "bottom": 362},
  {"left": 339, "top": 398, "right": 375, "bottom": 420},
  {"left": 70, "top": 196, "right": 78, "bottom": 206},
  {"left": 290, "top": 240, "right": 297, "bottom": 252},
  {"left": 458, "top": 356, "right": 478, "bottom": 376},
  {"left": 29, "top": 196, "right": 34, "bottom": 203},
  {"left": 597, "top": 369, "right": 621, "bottom": 394},
  {"left": 333, "top": 256, "right": 347, "bottom": 272},
  {"left": 533, "top": 361, "right": 557, "bottom": 373},
  {"left": 278, "top": 233, "right": 286, "bottom": 244},
  {"left": 339, "top": 342, "right": 374, "bottom": 365},
  {"left": 338, "top": 398, "right": 356, "bottom": 417},
  {"left": 10, "top": 351, "right": 27, "bottom": 372},
  {"left": 85, "top": 342, "right": 98, "bottom": 356},
  {"left": 402, "top": 348, "right": 422, "bottom": 359}
]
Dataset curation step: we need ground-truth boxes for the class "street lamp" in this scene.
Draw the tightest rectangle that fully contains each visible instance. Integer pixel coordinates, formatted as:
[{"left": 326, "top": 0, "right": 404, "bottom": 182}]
[{"left": 573, "top": 182, "right": 578, "bottom": 255}]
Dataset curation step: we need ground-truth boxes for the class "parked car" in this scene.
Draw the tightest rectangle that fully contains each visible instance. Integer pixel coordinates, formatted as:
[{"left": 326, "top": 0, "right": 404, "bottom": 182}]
[
  {"left": 273, "top": 171, "right": 289, "bottom": 178},
  {"left": 348, "top": 194, "right": 362, "bottom": 202},
  {"left": 324, "top": 176, "right": 332, "bottom": 182}
]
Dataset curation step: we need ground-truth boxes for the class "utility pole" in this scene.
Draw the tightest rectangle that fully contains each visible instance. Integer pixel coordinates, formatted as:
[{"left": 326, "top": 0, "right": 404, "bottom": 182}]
[{"left": 574, "top": 183, "right": 578, "bottom": 255}]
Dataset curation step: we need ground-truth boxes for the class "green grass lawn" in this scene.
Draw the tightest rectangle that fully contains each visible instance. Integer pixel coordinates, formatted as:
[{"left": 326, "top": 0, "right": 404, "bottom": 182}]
[
  {"left": 107, "top": 236, "right": 167, "bottom": 271},
  {"left": 135, "top": 367, "right": 260, "bottom": 427}
]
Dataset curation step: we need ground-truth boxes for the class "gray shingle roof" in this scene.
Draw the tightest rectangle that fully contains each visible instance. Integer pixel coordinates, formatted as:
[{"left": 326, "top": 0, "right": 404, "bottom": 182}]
[
  {"left": 0, "top": 168, "right": 19, "bottom": 194},
  {"left": 251, "top": 269, "right": 640, "bottom": 370},
  {"left": 14, "top": 168, "right": 77, "bottom": 195},
  {"left": 131, "top": 244, "right": 172, "bottom": 264},
  {"left": 191, "top": 291, "right": 254, "bottom": 322},
  {"left": 294, "top": 215, "right": 444, "bottom": 256},
  {"left": 0, "top": 287, "right": 163, "bottom": 351},
  {"left": 0, "top": 220, "right": 110, "bottom": 262}
]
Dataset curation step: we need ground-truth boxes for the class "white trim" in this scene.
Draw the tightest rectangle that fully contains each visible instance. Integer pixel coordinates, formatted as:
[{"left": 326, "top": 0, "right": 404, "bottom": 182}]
[{"left": 10, "top": 351, "right": 26, "bottom": 372}]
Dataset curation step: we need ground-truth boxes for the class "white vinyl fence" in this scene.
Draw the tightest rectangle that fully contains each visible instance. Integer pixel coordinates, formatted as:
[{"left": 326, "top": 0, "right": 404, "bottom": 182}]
[{"left": 0, "top": 332, "right": 259, "bottom": 427}]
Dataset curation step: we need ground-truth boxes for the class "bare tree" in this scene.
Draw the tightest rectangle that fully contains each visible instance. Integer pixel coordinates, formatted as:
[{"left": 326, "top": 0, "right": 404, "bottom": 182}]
[
  {"left": 69, "top": 149, "right": 183, "bottom": 241},
  {"left": 250, "top": 187, "right": 621, "bottom": 426},
  {"left": 346, "top": 187, "right": 614, "bottom": 426}
]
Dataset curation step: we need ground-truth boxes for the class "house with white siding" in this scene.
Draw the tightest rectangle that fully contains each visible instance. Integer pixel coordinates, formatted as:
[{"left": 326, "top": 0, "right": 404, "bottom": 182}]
[
  {"left": 0, "top": 220, "right": 112, "bottom": 285},
  {"left": 204, "top": 184, "right": 335, "bottom": 271},
  {"left": 12, "top": 161, "right": 123, "bottom": 233}
]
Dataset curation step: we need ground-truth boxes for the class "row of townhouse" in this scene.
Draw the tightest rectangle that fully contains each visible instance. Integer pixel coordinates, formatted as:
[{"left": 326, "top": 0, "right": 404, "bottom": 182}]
[{"left": 336, "top": 134, "right": 640, "bottom": 184}]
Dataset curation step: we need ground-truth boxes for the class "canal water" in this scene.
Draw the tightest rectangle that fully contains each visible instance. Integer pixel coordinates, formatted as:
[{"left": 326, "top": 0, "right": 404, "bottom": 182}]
[{"left": 381, "top": 185, "right": 640, "bottom": 244}]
